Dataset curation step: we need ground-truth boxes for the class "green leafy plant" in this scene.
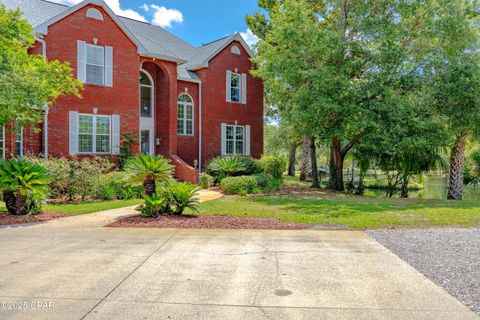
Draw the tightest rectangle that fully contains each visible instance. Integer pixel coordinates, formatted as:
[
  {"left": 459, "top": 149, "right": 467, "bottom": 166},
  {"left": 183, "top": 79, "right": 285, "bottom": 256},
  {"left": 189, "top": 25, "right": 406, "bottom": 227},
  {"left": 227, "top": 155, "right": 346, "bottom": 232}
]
[
  {"left": 0, "top": 159, "right": 51, "bottom": 215},
  {"left": 140, "top": 194, "right": 166, "bottom": 217},
  {"left": 199, "top": 172, "right": 215, "bottom": 188},
  {"left": 464, "top": 149, "right": 480, "bottom": 186},
  {"left": 125, "top": 154, "right": 174, "bottom": 197},
  {"left": 258, "top": 156, "right": 286, "bottom": 179},
  {"left": 205, "top": 156, "right": 257, "bottom": 179},
  {"left": 220, "top": 176, "right": 259, "bottom": 195},
  {"left": 119, "top": 132, "right": 138, "bottom": 170},
  {"left": 166, "top": 182, "right": 200, "bottom": 215}
]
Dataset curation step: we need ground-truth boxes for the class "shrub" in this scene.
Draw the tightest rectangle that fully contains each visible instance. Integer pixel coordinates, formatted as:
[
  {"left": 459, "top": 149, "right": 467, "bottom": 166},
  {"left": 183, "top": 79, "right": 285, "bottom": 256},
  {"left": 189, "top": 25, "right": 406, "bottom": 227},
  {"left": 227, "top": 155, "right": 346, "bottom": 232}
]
[
  {"left": 205, "top": 156, "right": 257, "bottom": 179},
  {"left": 27, "top": 156, "right": 112, "bottom": 201},
  {"left": 199, "top": 172, "right": 215, "bottom": 189},
  {"left": 258, "top": 156, "right": 286, "bottom": 179},
  {"left": 139, "top": 194, "right": 166, "bottom": 217},
  {"left": 253, "top": 173, "right": 272, "bottom": 188},
  {"left": 220, "top": 176, "right": 259, "bottom": 195},
  {"left": 0, "top": 159, "right": 51, "bottom": 215},
  {"left": 94, "top": 172, "right": 143, "bottom": 200}
]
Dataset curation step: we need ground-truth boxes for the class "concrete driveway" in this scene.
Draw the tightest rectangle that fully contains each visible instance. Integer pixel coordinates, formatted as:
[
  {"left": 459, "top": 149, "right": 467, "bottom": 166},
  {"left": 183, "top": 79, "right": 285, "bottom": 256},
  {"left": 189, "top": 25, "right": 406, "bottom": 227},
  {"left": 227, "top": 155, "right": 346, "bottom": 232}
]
[{"left": 0, "top": 224, "right": 477, "bottom": 320}]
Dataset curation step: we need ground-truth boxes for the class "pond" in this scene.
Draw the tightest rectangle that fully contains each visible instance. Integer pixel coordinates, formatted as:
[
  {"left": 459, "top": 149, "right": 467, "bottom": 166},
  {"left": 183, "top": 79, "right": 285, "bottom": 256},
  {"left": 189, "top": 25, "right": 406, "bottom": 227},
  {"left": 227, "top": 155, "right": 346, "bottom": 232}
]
[{"left": 364, "top": 176, "right": 480, "bottom": 201}]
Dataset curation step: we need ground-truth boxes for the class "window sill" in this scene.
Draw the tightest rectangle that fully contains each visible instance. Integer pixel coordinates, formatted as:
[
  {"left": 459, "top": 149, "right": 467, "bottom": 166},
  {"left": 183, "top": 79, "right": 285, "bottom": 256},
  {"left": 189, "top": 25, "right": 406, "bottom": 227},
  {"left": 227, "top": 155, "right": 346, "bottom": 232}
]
[
  {"left": 177, "top": 134, "right": 195, "bottom": 137},
  {"left": 76, "top": 152, "right": 111, "bottom": 155}
]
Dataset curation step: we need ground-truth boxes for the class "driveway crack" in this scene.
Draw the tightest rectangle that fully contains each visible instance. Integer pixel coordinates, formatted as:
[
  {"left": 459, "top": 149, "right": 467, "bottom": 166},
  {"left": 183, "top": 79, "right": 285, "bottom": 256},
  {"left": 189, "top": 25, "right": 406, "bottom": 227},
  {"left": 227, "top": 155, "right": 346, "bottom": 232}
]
[{"left": 79, "top": 230, "right": 179, "bottom": 320}]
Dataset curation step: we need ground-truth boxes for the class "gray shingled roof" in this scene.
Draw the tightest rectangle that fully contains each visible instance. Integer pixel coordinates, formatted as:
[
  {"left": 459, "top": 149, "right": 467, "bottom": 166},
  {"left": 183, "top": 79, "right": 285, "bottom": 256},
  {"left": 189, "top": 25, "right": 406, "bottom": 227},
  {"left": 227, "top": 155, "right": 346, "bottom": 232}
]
[{"left": 1, "top": 0, "right": 249, "bottom": 81}]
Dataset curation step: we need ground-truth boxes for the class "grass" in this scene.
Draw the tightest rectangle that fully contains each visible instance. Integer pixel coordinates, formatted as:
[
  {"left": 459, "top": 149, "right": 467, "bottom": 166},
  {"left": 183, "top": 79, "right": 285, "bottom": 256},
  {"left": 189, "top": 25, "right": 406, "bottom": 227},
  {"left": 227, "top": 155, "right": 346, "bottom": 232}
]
[
  {"left": 196, "top": 189, "right": 480, "bottom": 229},
  {"left": 0, "top": 199, "right": 143, "bottom": 216}
]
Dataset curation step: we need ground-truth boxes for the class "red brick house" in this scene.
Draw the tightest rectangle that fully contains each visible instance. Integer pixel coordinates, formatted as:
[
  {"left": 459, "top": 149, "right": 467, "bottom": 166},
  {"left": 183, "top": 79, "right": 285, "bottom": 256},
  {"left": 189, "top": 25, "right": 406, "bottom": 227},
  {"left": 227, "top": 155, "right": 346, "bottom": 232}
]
[{"left": 2, "top": 0, "right": 264, "bottom": 183}]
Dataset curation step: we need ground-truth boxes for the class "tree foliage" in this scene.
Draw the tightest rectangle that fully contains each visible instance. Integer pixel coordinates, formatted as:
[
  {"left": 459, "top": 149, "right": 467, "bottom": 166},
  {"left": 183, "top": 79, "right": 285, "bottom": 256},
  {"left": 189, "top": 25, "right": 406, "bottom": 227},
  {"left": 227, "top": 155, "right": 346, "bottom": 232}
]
[{"left": 0, "top": 5, "right": 81, "bottom": 126}]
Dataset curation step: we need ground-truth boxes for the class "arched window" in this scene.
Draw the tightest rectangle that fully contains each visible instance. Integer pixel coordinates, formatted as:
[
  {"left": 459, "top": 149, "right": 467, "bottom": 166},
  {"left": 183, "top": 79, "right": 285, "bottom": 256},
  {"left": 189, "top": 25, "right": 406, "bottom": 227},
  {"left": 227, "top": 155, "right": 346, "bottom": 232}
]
[
  {"left": 140, "top": 71, "right": 153, "bottom": 118},
  {"left": 86, "top": 8, "right": 104, "bottom": 21},
  {"left": 231, "top": 45, "right": 241, "bottom": 55},
  {"left": 177, "top": 94, "right": 194, "bottom": 135}
]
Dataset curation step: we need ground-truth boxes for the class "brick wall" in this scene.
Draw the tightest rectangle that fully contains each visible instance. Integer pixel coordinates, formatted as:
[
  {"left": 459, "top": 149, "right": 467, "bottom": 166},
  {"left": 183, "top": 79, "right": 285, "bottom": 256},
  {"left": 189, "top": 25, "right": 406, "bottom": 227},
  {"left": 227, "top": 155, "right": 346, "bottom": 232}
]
[
  {"left": 197, "top": 41, "right": 264, "bottom": 166},
  {"left": 43, "top": 4, "right": 140, "bottom": 158}
]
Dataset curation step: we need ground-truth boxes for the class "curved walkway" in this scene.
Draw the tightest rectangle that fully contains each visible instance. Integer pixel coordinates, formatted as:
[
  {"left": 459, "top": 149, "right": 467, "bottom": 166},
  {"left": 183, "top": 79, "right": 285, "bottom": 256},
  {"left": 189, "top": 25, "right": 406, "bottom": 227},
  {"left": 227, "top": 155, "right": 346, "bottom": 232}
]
[{"left": 42, "top": 189, "right": 223, "bottom": 228}]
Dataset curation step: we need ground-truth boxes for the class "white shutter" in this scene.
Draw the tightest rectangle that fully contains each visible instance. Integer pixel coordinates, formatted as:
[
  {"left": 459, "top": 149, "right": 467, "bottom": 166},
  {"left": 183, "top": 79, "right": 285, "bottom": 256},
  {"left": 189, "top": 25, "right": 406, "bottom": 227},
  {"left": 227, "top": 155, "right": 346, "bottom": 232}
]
[
  {"left": 241, "top": 73, "right": 247, "bottom": 105},
  {"left": 245, "top": 125, "right": 251, "bottom": 156},
  {"left": 69, "top": 111, "right": 79, "bottom": 155},
  {"left": 104, "top": 46, "right": 113, "bottom": 87},
  {"left": 111, "top": 115, "right": 120, "bottom": 155},
  {"left": 226, "top": 70, "right": 232, "bottom": 102},
  {"left": 77, "top": 40, "right": 86, "bottom": 82},
  {"left": 221, "top": 123, "right": 227, "bottom": 155}
]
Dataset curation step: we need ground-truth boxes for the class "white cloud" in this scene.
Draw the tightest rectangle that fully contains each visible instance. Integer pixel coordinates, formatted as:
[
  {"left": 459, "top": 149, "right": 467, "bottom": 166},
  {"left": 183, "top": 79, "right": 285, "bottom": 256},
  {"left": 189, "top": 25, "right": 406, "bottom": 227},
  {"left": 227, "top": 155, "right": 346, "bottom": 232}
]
[
  {"left": 240, "top": 28, "right": 260, "bottom": 47},
  {"left": 150, "top": 5, "right": 183, "bottom": 28},
  {"left": 49, "top": 1, "right": 184, "bottom": 28}
]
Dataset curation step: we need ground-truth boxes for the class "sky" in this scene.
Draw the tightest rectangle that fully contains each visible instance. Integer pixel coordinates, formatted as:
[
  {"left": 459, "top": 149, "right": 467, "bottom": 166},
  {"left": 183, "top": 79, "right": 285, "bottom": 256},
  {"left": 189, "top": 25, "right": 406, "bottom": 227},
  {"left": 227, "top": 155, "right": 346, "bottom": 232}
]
[{"left": 49, "top": 0, "right": 261, "bottom": 47}]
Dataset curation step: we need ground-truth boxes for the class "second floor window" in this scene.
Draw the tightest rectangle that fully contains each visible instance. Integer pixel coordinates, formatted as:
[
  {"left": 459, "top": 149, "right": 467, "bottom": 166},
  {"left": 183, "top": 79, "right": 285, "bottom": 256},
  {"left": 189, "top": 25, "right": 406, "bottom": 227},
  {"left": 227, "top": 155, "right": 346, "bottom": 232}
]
[
  {"left": 230, "top": 73, "right": 241, "bottom": 102},
  {"left": 140, "top": 71, "right": 153, "bottom": 118},
  {"left": 86, "top": 44, "right": 105, "bottom": 85}
]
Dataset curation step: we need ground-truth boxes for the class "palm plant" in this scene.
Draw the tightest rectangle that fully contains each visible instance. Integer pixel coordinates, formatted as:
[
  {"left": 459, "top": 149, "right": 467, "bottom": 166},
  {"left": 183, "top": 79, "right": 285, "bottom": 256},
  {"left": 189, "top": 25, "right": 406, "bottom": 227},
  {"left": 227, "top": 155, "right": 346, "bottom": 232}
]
[
  {"left": 0, "top": 159, "right": 51, "bottom": 215},
  {"left": 205, "top": 156, "right": 249, "bottom": 178},
  {"left": 167, "top": 182, "right": 200, "bottom": 215},
  {"left": 141, "top": 194, "right": 166, "bottom": 217},
  {"left": 125, "top": 154, "right": 174, "bottom": 197}
]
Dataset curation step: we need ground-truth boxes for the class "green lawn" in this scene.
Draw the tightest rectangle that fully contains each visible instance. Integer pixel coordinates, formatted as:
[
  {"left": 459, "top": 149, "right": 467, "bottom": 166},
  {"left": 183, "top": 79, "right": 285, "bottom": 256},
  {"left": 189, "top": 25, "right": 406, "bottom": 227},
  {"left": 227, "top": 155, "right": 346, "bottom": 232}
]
[
  {"left": 0, "top": 199, "right": 142, "bottom": 216},
  {"left": 196, "top": 191, "right": 480, "bottom": 229}
]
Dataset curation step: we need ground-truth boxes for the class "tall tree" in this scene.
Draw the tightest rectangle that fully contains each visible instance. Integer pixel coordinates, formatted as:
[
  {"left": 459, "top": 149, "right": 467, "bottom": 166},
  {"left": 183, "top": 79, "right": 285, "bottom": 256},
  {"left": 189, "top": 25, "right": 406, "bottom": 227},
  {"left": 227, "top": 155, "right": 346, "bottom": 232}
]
[
  {"left": 298, "top": 136, "right": 311, "bottom": 181},
  {"left": 0, "top": 5, "right": 81, "bottom": 126},
  {"left": 247, "top": 0, "right": 445, "bottom": 191},
  {"left": 427, "top": 1, "right": 480, "bottom": 200}
]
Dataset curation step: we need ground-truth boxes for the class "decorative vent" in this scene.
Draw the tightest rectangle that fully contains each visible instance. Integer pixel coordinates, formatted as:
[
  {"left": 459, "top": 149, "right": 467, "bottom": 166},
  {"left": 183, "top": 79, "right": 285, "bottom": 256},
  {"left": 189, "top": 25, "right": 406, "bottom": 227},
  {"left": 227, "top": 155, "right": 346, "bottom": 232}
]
[
  {"left": 86, "top": 8, "right": 104, "bottom": 21},
  {"left": 231, "top": 45, "right": 241, "bottom": 56}
]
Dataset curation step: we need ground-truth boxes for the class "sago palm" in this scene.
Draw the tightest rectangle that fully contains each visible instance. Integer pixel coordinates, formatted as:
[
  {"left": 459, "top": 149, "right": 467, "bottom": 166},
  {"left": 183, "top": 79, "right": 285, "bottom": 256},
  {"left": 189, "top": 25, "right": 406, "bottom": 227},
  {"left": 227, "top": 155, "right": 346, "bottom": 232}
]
[
  {"left": 0, "top": 159, "right": 51, "bottom": 215},
  {"left": 125, "top": 154, "right": 174, "bottom": 197},
  {"left": 206, "top": 156, "right": 248, "bottom": 177},
  {"left": 168, "top": 182, "right": 200, "bottom": 215}
]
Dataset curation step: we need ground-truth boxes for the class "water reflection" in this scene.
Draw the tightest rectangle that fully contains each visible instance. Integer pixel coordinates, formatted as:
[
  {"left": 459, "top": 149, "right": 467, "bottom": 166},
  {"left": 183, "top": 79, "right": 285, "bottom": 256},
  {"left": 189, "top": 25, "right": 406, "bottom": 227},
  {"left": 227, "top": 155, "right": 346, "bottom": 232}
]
[{"left": 364, "top": 176, "right": 480, "bottom": 200}]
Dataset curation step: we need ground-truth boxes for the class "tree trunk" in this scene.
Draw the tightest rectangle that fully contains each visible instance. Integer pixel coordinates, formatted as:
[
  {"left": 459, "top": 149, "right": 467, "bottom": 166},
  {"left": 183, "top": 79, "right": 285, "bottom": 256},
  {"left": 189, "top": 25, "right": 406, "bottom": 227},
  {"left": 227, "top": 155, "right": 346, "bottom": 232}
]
[
  {"left": 299, "top": 137, "right": 311, "bottom": 181},
  {"left": 400, "top": 176, "right": 409, "bottom": 198},
  {"left": 309, "top": 136, "right": 320, "bottom": 188},
  {"left": 3, "top": 190, "right": 17, "bottom": 215},
  {"left": 448, "top": 132, "right": 468, "bottom": 200},
  {"left": 144, "top": 177, "right": 156, "bottom": 197},
  {"left": 287, "top": 143, "right": 298, "bottom": 177},
  {"left": 330, "top": 138, "right": 345, "bottom": 191}
]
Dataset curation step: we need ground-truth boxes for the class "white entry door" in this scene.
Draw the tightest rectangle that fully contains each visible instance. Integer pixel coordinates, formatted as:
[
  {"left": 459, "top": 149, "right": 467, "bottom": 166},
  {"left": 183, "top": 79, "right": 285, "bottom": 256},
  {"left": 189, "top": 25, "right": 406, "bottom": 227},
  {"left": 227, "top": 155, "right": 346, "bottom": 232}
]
[{"left": 140, "top": 129, "right": 154, "bottom": 155}]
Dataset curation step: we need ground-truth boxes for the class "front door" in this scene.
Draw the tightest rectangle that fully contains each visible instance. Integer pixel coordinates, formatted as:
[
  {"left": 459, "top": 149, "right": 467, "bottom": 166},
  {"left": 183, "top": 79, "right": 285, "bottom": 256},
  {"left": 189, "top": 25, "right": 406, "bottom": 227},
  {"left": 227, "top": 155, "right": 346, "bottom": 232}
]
[{"left": 141, "top": 129, "right": 153, "bottom": 155}]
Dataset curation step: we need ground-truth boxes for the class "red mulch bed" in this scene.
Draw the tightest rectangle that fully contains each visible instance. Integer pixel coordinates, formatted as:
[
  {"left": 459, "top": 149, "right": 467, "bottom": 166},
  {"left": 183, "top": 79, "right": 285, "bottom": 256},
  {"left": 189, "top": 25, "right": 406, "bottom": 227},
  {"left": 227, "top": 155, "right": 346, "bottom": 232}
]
[
  {"left": 108, "top": 214, "right": 307, "bottom": 230},
  {"left": 0, "top": 212, "right": 67, "bottom": 225}
]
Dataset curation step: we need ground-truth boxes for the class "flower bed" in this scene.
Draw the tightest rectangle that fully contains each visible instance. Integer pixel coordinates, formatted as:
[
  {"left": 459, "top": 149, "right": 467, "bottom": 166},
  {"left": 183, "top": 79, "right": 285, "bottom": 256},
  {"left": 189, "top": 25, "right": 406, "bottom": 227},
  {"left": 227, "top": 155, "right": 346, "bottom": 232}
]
[
  {"left": 0, "top": 212, "right": 67, "bottom": 225},
  {"left": 108, "top": 214, "right": 307, "bottom": 230}
]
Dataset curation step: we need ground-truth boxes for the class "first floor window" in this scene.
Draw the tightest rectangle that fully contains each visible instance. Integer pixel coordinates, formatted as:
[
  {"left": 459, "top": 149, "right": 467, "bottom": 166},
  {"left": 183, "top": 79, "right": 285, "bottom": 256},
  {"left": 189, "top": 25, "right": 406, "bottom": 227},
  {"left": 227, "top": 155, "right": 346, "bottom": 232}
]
[
  {"left": 78, "top": 114, "right": 111, "bottom": 153},
  {"left": 15, "top": 126, "right": 23, "bottom": 157},
  {"left": 226, "top": 125, "right": 244, "bottom": 155},
  {"left": 177, "top": 94, "right": 194, "bottom": 135},
  {"left": 0, "top": 126, "right": 4, "bottom": 159}
]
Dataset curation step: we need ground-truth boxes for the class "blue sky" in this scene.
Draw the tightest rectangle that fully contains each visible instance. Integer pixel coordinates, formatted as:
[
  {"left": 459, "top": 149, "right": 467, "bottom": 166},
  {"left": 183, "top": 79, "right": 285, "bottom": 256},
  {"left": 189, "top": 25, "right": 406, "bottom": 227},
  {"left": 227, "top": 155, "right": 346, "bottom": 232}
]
[{"left": 51, "top": 0, "right": 261, "bottom": 47}]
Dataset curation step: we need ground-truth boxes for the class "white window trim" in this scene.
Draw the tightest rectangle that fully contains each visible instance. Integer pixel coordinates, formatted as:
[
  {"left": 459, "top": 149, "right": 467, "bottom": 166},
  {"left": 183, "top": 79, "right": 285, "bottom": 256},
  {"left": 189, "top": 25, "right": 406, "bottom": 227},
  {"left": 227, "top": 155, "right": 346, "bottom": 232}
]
[
  {"left": 86, "top": 44, "right": 105, "bottom": 86},
  {"left": 230, "top": 72, "right": 241, "bottom": 103},
  {"left": 15, "top": 126, "right": 23, "bottom": 157},
  {"left": 77, "top": 114, "right": 112, "bottom": 155},
  {"left": 0, "top": 126, "right": 5, "bottom": 159},
  {"left": 225, "top": 124, "right": 245, "bottom": 155},
  {"left": 140, "top": 70, "right": 154, "bottom": 119},
  {"left": 177, "top": 93, "right": 195, "bottom": 136}
]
